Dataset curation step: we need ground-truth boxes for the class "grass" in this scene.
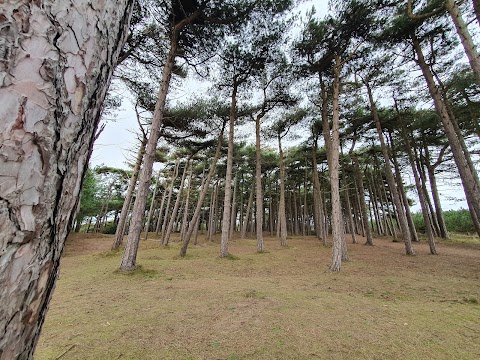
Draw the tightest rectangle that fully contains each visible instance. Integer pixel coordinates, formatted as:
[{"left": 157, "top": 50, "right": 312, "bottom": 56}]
[{"left": 36, "top": 232, "right": 480, "bottom": 360}]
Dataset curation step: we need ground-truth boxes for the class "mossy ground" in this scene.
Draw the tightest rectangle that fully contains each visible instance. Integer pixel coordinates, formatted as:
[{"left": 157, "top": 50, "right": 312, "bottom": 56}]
[{"left": 36, "top": 232, "right": 480, "bottom": 359}]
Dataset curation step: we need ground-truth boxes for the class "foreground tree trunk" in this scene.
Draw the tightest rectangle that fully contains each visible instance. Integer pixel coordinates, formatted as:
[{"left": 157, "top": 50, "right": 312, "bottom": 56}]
[{"left": 0, "top": 1, "right": 134, "bottom": 357}]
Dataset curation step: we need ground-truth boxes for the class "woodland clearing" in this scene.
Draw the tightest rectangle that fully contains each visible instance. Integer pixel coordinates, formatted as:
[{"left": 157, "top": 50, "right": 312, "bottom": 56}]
[{"left": 36, "top": 233, "right": 480, "bottom": 360}]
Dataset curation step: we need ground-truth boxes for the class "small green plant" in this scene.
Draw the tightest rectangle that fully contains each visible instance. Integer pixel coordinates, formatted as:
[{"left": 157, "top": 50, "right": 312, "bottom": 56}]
[
  {"left": 244, "top": 289, "right": 265, "bottom": 299},
  {"left": 220, "top": 253, "right": 240, "bottom": 260},
  {"left": 114, "top": 265, "right": 159, "bottom": 279}
]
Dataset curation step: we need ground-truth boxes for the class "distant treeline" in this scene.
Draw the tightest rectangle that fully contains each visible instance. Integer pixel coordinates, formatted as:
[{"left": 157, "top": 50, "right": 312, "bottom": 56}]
[{"left": 413, "top": 209, "right": 475, "bottom": 234}]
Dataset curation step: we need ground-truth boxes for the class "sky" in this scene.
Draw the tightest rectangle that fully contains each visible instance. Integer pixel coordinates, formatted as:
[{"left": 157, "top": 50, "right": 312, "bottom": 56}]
[{"left": 89, "top": 0, "right": 470, "bottom": 212}]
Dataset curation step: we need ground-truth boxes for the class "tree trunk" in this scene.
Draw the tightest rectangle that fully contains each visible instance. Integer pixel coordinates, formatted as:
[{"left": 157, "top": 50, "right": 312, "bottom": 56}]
[
  {"left": 220, "top": 84, "right": 237, "bottom": 257},
  {"left": 445, "top": 0, "right": 480, "bottom": 85},
  {"left": 255, "top": 114, "right": 265, "bottom": 252},
  {"left": 328, "top": 56, "right": 346, "bottom": 271},
  {"left": 352, "top": 156, "right": 373, "bottom": 245},
  {"left": 180, "top": 123, "right": 225, "bottom": 256},
  {"left": 143, "top": 169, "right": 161, "bottom": 240},
  {"left": 113, "top": 137, "right": 146, "bottom": 249},
  {"left": 412, "top": 34, "right": 480, "bottom": 234},
  {"left": 0, "top": 1, "right": 134, "bottom": 357},
  {"left": 164, "top": 160, "right": 190, "bottom": 246},
  {"left": 278, "top": 135, "right": 288, "bottom": 246},
  {"left": 181, "top": 168, "right": 193, "bottom": 243},
  {"left": 366, "top": 83, "right": 414, "bottom": 255},
  {"left": 474, "top": 0, "right": 480, "bottom": 28},
  {"left": 342, "top": 173, "right": 357, "bottom": 244},
  {"left": 161, "top": 160, "right": 180, "bottom": 245},
  {"left": 120, "top": 11, "right": 200, "bottom": 271},
  {"left": 241, "top": 186, "right": 254, "bottom": 240},
  {"left": 155, "top": 186, "right": 168, "bottom": 235},
  {"left": 401, "top": 124, "right": 438, "bottom": 255},
  {"left": 312, "top": 141, "right": 326, "bottom": 241},
  {"left": 423, "top": 145, "right": 449, "bottom": 239},
  {"left": 229, "top": 172, "right": 238, "bottom": 239},
  {"left": 391, "top": 147, "right": 419, "bottom": 243}
]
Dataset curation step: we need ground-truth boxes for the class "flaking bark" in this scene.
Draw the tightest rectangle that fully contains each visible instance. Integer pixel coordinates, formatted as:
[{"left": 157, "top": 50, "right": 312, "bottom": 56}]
[{"left": 0, "top": 1, "right": 134, "bottom": 357}]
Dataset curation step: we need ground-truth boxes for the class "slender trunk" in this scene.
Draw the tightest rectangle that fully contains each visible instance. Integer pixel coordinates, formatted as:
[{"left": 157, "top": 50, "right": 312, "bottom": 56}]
[
  {"left": 391, "top": 147, "right": 420, "bottom": 243},
  {"left": 161, "top": 160, "right": 180, "bottom": 245},
  {"left": 155, "top": 187, "right": 168, "bottom": 234},
  {"left": 113, "top": 138, "right": 146, "bottom": 249},
  {"left": 180, "top": 124, "right": 225, "bottom": 255},
  {"left": 416, "top": 152, "right": 440, "bottom": 237},
  {"left": 423, "top": 145, "right": 449, "bottom": 239},
  {"left": 401, "top": 124, "right": 438, "bottom": 255},
  {"left": 120, "top": 11, "right": 200, "bottom": 271},
  {"left": 445, "top": 0, "right": 480, "bottom": 85},
  {"left": 181, "top": 168, "right": 193, "bottom": 242},
  {"left": 255, "top": 115, "right": 264, "bottom": 252},
  {"left": 343, "top": 173, "right": 357, "bottom": 244},
  {"left": 329, "top": 56, "right": 346, "bottom": 271},
  {"left": 143, "top": 170, "right": 161, "bottom": 240},
  {"left": 312, "top": 141, "right": 326, "bottom": 241},
  {"left": 229, "top": 172, "right": 238, "bottom": 239},
  {"left": 278, "top": 135, "right": 288, "bottom": 246},
  {"left": 164, "top": 160, "right": 190, "bottom": 246},
  {"left": 220, "top": 83, "right": 237, "bottom": 257},
  {"left": 352, "top": 156, "right": 373, "bottom": 245},
  {"left": 366, "top": 83, "right": 414, "bottom": 255},
  {"left": 241, "top": 186, "right": 254, "bottom": 239},
  {"left": 412, "top": 34, "right": 480, "bottom": 234}
]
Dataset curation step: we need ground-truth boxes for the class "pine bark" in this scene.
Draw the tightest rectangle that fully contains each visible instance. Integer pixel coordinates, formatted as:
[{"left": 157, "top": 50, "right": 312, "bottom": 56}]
[{"left": 0, "top": 1, "right": 134, "bottom": 357}]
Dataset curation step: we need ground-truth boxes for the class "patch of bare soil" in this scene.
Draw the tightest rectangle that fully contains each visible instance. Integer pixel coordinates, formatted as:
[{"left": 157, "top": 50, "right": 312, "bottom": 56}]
[{"left": 37, "top": 233, "right": 480, "bottom": 360}]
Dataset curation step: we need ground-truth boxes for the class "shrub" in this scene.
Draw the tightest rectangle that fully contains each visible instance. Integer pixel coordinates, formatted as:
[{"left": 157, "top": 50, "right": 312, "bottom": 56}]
[{"left": 411, "top": 209, "right": 474, "bottom": 234}]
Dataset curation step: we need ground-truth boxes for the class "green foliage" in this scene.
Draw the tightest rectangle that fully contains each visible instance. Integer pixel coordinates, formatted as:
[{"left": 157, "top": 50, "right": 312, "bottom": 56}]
[
  {"left": 412, "top": 209, "right": 475, "bottom": 233},
  {"left": 101, "top": 222, "right": 118, "bottom": 235},
  {"left": 77, "top": 168, "right": 101, "bottom": 222}
]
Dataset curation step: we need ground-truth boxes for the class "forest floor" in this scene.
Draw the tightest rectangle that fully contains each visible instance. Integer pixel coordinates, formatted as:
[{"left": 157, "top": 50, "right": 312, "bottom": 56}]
[{"left": 36, "top": 232, "right": 480, "bottom": 360}]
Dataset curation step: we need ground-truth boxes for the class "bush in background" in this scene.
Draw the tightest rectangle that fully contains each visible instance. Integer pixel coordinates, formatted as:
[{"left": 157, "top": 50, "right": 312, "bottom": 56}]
[{"left": 412, "top": 209, "right": 475, "bottom": 234}]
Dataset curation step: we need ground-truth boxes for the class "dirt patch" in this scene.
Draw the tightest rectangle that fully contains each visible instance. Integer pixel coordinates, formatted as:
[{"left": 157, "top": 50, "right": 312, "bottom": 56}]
[{"left": 37, "top": 233, "right": 480, "bottom": 360}]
